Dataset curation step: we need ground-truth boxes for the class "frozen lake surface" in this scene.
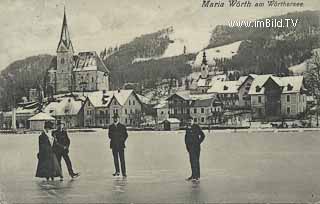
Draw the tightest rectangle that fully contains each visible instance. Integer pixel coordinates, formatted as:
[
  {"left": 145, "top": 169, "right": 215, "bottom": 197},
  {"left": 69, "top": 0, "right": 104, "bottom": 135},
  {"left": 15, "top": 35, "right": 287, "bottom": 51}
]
[{"left": 1, "top": 130, "right": 320, "bottom": 203}]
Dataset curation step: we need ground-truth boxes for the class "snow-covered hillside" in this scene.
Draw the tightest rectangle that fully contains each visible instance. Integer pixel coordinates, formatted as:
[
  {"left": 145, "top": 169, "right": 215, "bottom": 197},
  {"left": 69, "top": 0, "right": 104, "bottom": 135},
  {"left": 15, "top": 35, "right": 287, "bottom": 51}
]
[
  {"left": 132, "top": 27, "right": 210, "bottom": 64},
  {"left": 193, "top": 41, "right": 242, "bottom": 67}
]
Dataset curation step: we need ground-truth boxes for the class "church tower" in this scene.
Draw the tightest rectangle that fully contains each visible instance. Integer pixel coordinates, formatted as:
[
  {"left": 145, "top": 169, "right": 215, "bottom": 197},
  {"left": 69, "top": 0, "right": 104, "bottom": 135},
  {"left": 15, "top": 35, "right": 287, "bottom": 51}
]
[
  {"left": 200, "top": 51, "right": 209, "bottom": 79},
  {"left": 56, "top": 8, "right": 74, "bottom": 93}
]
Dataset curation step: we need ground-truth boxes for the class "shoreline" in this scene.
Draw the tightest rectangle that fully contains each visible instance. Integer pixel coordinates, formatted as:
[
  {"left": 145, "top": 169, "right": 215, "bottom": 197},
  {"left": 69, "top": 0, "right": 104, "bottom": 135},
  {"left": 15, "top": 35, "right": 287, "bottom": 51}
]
[{"left": 1, "top": 127, "right": 320, "bottom": 135}]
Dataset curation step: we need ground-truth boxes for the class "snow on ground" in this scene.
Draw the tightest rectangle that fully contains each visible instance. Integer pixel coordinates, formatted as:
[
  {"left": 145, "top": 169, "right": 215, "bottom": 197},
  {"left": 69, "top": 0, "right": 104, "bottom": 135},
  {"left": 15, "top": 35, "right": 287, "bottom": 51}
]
[
  {"left": 132, "top": 27, "right": 211, "bottom": 64},
  {"left": 2, "top": 130, "right": 320, "bottom": 203},
  {"left": 193, "top": 41, "right": 242, "bottom": 67},
  {"left": 288, "top": 60, "right": 315, "bottom": 75}
]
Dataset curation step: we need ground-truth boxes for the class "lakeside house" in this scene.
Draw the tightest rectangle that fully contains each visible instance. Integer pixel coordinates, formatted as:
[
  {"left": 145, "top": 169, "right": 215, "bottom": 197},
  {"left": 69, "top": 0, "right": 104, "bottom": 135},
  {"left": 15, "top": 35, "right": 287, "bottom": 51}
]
[
  {"left": 248, "top": 75, "right": 307, "bottom": 120},
  {"left": 44, "top": 97, "right": 84, "bottom": 128},
  {"left": 82, "top": 89, "right": 142, "bottom": 127},
  {"left": 166, "top": 91, "right": 222, "bottom": 126}
]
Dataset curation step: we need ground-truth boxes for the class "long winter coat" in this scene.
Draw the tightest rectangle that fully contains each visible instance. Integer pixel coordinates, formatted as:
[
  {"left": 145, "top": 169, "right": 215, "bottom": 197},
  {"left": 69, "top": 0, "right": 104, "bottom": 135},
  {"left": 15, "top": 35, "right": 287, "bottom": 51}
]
[
  {"left": 108, "top": 123, "right": 128, "bottom": 150},
  {"left": 35, "top": 131, "right": 62, "bottom": 178}
]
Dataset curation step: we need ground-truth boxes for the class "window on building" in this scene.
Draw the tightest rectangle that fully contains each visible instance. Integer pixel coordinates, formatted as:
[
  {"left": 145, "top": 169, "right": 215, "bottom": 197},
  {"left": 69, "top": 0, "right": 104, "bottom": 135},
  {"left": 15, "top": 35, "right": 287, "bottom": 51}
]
[
  {"left": 125, "top": 109, "right": 127, "bottom": 114},
  {"left": 287, "top": 95, "right": 290, "bottom": 102},
  {"left": 161, "top": 111, "right": 164, "bottom": 115},
  {"left": 87, "top": 110, "right": 90, "bottom": 115},
  {"left": 194, "top": 118, "right": 198, "bottom": 122},
  {"left": 258, "top": 96, "right": 262, "bottom": 103},
  {"left": 201, "top": 117, "right": 205, "bottom": 123},
  {"left": 130, "top": 109, "right": 133, "bottom": 114},
  {"left": 287, "top": 107, "right": 291, "bottom": 114},
  {"left": 61, "top": 58, "right": 65, "bottom": 64},
  {"left": 133, "top": 100, "right": 135, "bottom": 105},
  {"left": 201, "top": 108, "right": 204, "bottom": 113},
  {"left": 125, "top": 118, "right": 128, "bottom": 124},
  {"left": 187, "top": 108, "right": 190, "bottom": 114},
  {"left": 100, "top": 119, "right": 102, "bottom": 124},
  {"left": 129, "top": 100, "right": 131, "bottom": 105},
  {"left": 100, "top": 110, "right": 104, "bottom": 115},
  {"left": 92, "top": 77, "right": 94, "bottom": 82},
  {"left": 174, "top": 109, "right": 177, "bottom": 114},
  {"left": 194, "top": 108, "right": 197, "bottom": 114}
]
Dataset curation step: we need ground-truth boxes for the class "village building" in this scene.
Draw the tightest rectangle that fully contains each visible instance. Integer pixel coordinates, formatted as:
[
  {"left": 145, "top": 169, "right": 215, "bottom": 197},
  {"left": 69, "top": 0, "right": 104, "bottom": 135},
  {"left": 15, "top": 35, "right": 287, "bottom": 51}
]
[
  {"left": 248, "top": 75, "right": 307, "bottom": 120},
  {"left": 82, "top": 90, "right": 143, "bottom": 127},
  {"left": 166, "top": 91, "right": 222, "bottom": 126},
  {"left": 154, "top": 101, "right": 169, "bottom": 122},
  {"left": 44, "top": 97, "right": 84, "bottom": 128},
  {"left": 28, "top": 112, "right": 56, "bottom": 131},
  {"left": 46, "top": 9, "right": 110, "bottom": 96},
  {"left": 160, "top": 118, "right": 180, "bottom": 131}
]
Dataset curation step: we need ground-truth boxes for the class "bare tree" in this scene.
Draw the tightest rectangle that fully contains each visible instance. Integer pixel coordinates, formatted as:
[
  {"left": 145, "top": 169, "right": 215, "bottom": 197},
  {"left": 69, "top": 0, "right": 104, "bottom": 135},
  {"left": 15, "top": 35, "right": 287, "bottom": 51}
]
[{"left": 305, "top": 50, "right": 320, "bottom": 126}]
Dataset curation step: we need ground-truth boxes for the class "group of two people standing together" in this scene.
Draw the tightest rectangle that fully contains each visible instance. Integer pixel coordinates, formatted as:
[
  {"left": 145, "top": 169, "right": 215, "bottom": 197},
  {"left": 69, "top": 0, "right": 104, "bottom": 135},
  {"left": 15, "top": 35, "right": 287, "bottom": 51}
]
[
  {"left": 35, "top": 120, "right": 79, "bottom": 181},
  {"left": 36, "top": 114, "right": 205, "bottom": 182}
]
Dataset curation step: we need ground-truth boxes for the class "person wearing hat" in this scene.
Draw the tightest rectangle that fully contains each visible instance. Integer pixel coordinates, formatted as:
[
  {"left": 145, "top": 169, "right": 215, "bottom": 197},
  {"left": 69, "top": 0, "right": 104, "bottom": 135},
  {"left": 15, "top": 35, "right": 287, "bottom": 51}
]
[
  {"left": 52, "top": 120, "right": 79, "bottom": 180},
  {"left": 108, "top": 113, "right": 128, "bottom": 177},
  {"left": 35, "top": 121, "right": 62, "bottom": 181},
  {"left": 185, "top": 116, "right": 205, "bottom": 181}
]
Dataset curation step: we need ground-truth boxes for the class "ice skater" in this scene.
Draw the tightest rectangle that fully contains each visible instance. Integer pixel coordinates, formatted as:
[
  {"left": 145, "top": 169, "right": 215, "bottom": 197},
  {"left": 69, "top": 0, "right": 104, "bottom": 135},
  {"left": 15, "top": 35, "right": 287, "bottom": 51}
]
[
  {"left": 35, "top": 121, "right": 62, "bottom": 181},
  {"left": 108, "top": 114, "right": 128, "bottom": 177},
  {"left": 185, "top": 117, "right": 205, "bottom": 181},
  {"left": 53, "top": 120, "right": 79, "bottom": 180}
]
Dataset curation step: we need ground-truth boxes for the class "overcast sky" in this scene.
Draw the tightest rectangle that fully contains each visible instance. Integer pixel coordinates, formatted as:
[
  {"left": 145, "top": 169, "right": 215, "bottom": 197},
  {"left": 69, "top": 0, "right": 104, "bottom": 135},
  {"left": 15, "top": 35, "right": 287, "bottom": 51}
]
[{"left": 0, "top": 0, "right": 319, "bottom": 71}]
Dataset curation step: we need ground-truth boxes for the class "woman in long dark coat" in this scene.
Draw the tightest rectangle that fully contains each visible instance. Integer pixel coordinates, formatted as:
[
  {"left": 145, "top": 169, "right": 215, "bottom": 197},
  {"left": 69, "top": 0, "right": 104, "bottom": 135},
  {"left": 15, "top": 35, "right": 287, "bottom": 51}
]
[{"left": 35, "top": 121, "right": 62, "bottom": 181}]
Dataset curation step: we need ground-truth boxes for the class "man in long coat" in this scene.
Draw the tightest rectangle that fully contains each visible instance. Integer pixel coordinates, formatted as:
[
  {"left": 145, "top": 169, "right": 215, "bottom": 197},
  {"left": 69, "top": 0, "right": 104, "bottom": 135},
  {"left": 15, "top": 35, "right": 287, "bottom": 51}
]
[
  {"left": 185, "top": 117, "right": 205, "bottom": 181},
  {"left": 108, "top": 114, "right": 128, "bottom": 177},
  {"left": 53, "top": 120, "right": 79, "bottom": 180}
]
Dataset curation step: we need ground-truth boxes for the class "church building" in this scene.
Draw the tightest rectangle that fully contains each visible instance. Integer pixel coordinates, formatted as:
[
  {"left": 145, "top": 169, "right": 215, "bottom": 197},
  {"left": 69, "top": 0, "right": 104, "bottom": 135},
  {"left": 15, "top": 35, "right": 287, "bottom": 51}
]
[{"left": 47, "top": 9, "right": 110, "bottom": 95}]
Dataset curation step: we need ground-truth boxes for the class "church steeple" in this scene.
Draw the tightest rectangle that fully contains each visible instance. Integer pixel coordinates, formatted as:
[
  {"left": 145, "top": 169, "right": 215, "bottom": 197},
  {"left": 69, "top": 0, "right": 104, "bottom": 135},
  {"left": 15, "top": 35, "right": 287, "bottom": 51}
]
[
  {"left": 202, "top": 51, "right": 207, "bottom": 65},
  {"left": 200, "top": 51, "right": 209, "bottom": 79},
  {"left": 57, "top": 7, "right": 74, "bottom": 52}
]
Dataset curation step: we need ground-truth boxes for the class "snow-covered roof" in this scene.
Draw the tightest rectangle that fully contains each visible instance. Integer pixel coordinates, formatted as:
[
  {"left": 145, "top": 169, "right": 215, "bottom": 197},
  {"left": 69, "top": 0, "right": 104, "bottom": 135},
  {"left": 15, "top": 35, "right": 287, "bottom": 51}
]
[
  {"left": 136, "top": 94, "right": 152, "bottom": 105},
  {"left": 28, "top": 112, "right": 55, "bottom": 121},
  {"left": 207, "top": 80, "right": 240, "bottom": 94},
  {"left": 248, "top": 75, "right": 304, "bottom": 95},
  {"left": 162, "top": 118, "right": 180, "bottom": 124},
  {"left": 85, "top": 90, "right": 136, "bottom": 108},
  {"left": 73, "top": 51, "right": 110, "bottom": 73},
  {"left": 154, "top": 101, "right": 168, "bottom": 109},
  {"left": 193, "top": 41, "right": 242, "bottom": 67},
  {"left": 288, "top": 60, "right": 316, "bottom": 74},
  {"left": 44, "top": 97, "right": 82, "bottom": 116}
]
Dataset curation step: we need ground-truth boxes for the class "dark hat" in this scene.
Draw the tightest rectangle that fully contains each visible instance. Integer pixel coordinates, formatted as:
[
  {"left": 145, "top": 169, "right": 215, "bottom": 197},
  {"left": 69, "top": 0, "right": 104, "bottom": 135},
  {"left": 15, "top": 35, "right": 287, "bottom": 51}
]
[
  {"left": 112, "top": 113, "right": 119, "bottom": 119},
  {"left": 44, "top": 121, "right": 54, "bottom": 129}
]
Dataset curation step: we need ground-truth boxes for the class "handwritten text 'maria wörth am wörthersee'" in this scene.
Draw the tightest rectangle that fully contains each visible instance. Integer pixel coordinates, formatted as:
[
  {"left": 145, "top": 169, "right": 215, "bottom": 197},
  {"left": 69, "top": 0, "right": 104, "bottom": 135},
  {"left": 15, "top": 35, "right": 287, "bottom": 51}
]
[{"left": 202, "top": 0, "right": 304, "bottom": 8}]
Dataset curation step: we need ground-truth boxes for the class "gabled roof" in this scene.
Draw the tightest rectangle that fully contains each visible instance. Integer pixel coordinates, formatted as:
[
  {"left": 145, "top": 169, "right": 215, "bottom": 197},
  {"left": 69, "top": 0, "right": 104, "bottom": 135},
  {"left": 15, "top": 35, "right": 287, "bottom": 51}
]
[
  {"left": 44, "top": 97, "right": 82, "bottom": 116},
  {"left": 28, "top": 112, "right": 55, "bottom": 121},
  {"left": 248, "top": 75, "right": 305, "bottom": 95},
  {"left": 85, "top": 90, "right": 139, "bottom": 108},
  {"left": 73, "top": 51, "right": 110, "bottom": 73},
  {"left": 207, "top": 80, "right": 240, "bottom": 94},
  {"left": 167, "top": 91, "right": 192, "bottom": 101}
]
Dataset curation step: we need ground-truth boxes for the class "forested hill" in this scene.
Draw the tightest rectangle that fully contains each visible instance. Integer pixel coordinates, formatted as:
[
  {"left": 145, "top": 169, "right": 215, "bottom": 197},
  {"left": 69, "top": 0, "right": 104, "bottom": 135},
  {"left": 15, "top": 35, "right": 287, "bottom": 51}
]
[
  {"left": 0, "top": 55, "right": 53, "bottom": 110},
  {"left": 208, "top": 10, "right": 320, "bottom": 74}
]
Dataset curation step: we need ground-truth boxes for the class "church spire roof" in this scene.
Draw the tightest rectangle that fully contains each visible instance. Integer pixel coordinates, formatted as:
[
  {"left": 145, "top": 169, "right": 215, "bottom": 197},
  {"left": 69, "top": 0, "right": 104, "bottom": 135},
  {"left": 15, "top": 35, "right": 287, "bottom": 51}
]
[
  {"left": 57, "top": 7, "right": 74, "bottom": 52},
  {"left": 201, "top": 51, "right": 207, "bottom": 65}
]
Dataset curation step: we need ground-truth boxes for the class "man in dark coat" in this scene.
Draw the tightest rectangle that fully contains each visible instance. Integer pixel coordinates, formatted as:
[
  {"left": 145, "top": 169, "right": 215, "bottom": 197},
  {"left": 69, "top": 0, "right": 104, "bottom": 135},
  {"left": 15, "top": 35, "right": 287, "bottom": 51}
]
[
  {"left": 185, "top": 117, "right": 205, "bottom": 181},
  {"left": 108, "top": 114, "right": 128, "bottom": 177},
  {"left": 53, "top": 120, "right": 79, "bottom": 180}
]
